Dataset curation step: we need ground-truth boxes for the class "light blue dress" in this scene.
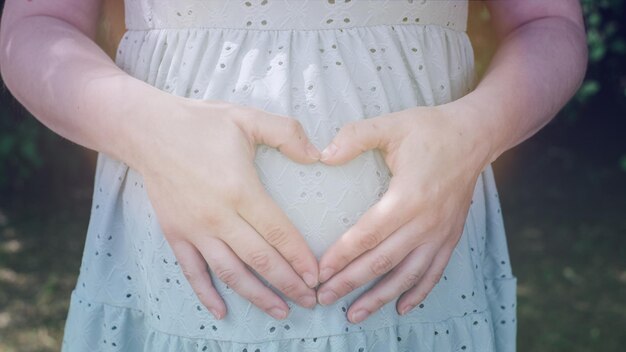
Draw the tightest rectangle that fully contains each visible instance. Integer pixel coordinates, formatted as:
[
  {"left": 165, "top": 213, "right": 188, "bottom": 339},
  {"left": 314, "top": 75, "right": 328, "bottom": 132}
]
[{"left": 61, "top": 1, "right": 517, "bottom": 351}]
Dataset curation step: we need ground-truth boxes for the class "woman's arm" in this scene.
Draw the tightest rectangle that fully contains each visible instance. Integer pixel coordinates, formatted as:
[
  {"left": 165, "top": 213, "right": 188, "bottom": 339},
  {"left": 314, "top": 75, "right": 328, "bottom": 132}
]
[
  {"left": 0, "top": 0, "right": 166, "bottom": 167},
  {"left": 452, "top": 0, "right": 588, "bottom": 163},
  {"left": 0, "top": 0, "right": 321, "bottom": 319},
  {"left": 313, "top": 0, "right": 587, "bottom": 323}
]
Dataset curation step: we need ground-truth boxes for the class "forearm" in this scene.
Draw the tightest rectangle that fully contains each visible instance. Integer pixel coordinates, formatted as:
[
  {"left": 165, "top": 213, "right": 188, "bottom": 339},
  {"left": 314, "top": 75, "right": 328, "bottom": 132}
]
[
  {"left": 0, "top": 14, "right": 175, "bottom": 169},
  {"left": 453, "top": 15, "right": 588, "bottom": 164}
]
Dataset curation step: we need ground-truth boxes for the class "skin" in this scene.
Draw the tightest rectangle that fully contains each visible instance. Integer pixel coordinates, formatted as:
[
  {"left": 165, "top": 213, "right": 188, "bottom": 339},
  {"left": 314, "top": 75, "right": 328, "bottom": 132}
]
[
  {"left": 315, "top": 0, "right": 588, "bottom": 323},
  {"left": 0, "top": 0, "right": 588, "bottom": 324},
  {"left": 0, "top": 0, "right": 322, "bottom": 321}
]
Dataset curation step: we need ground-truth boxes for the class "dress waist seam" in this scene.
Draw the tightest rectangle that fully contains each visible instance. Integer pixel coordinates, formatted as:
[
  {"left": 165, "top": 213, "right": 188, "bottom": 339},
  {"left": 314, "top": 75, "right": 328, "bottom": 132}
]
[{"left": 122, "top": 22, "right": 467, "bottom": 34}]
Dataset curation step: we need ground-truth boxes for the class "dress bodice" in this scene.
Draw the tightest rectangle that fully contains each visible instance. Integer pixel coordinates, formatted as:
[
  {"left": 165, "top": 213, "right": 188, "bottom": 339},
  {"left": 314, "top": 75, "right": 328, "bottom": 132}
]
[{"left": 123, "top": 0, "right": 468, "bottom": 31}]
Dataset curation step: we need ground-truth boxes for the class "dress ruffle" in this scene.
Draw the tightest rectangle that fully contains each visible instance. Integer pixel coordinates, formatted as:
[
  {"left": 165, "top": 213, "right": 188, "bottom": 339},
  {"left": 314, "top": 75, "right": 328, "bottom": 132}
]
[{"left": 63, "top": 280, "right": 515, "bottom": 352}]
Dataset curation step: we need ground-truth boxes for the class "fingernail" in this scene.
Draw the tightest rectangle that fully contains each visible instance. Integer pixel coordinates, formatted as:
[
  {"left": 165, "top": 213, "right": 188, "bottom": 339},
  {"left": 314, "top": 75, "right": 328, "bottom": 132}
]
[
  {"left": 303, "top": 272, "right": 318, "bottom": 289},
  {"left": 299, "top": 295, "right": 317, "bottom": 309},
  {"left": 400, "top": 304, "right": 415, "bottom": 315},
  {"left": 319, "top": 268, "right": 335, "bottom": 283},
  {"left": 210, "top": 309, "right": 222, "bottom": 320},
  {"left": 306, "top": 143, "right": 321, "bottom": 159},
  {"left": 350, "top": 309, "right": 370, "bottom": 323},
  {"left": 269, "top": 307, "right": 288, "bottom": 320},
  {"left": 318, "top": 290, "right": 338, "bottom": 306},
  {"left": 320, "top": 143, "right": 338, "bottom": 161}
]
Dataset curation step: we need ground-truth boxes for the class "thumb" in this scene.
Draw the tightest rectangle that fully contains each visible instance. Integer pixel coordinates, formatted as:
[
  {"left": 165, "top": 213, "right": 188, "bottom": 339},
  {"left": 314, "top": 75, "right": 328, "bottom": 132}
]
[
  {"left": 242, "top": 111, "right": 320, "bottom": 164},
  {"left": 320, "top": 118, "right": 390, "bottom": 165}
]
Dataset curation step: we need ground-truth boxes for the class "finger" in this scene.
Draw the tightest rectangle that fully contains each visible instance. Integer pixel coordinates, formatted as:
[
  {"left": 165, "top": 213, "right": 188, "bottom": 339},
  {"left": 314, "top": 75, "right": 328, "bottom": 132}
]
[
  {"left": 397, "top": 244, "right": 455, "bottom": 316},
  {"left": 238, "top": 109, "right": 320, "bottom": 163},
  {"left": 194, "top": 236, "right": 292, "bottom": 320},
  {"left": 316, "top": 219, "right": 419, "bottom": 306},
  {"left": 320, "top": 115, "right": 396, "bottom": 164},
  {"left": 346, "top": 243, "right": 438, "bottom": 324},
  {"left": 237, "top": 177, "right": 319, "bottom": 289},
  {"left": 171, "top": 240, "right": 227, "bottom": 320},
  {"left": 318, "top": 176, "right": 417, "bottom": 283},
  {"left": 219, "top": 211, "right": 318, "bottom": 309}
]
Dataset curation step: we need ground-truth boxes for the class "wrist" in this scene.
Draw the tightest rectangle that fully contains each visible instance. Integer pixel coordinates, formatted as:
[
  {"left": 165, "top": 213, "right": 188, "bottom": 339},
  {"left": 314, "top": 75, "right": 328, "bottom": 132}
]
[
  {"left": 99, "top": 75, "right": 183, "bottom": 171},
  {"left": 436, "top": 99, "right": 503, "bottom": 172},
  {"left": 440, "top": 93, "right": 512, "bottom": 167}
]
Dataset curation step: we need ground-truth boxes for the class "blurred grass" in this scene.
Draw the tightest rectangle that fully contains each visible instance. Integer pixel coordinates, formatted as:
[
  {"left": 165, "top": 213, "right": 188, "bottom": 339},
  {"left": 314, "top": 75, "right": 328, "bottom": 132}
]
[
  {"left": 0, "top": 189, "right": 91, "bottom": 352},
  {"left": 494, "top": 134, "right": 626, "bottom": 351}
]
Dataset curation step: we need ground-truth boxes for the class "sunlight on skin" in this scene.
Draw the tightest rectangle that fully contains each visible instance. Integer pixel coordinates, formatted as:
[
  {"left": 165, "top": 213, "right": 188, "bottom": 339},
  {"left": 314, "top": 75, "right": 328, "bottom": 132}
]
[{"left": 328, "top": 188, "right": 404, "bottom": 265}]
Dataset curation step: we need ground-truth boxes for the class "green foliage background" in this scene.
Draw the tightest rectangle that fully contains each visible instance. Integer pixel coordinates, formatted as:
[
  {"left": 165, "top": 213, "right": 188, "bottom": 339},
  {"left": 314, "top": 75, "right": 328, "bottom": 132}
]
[
  {"left": 579, "top": 0, "right": 626, "bottom": 103},
  {"left": 0, "top": 100, "right": 43, "bottom": 189}
]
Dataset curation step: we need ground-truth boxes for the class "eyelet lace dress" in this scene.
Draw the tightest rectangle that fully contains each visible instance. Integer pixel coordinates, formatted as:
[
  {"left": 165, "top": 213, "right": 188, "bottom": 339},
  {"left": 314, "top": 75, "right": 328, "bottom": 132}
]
[{"left": 61, "top": 1, "right": 517, "bottom": 351}]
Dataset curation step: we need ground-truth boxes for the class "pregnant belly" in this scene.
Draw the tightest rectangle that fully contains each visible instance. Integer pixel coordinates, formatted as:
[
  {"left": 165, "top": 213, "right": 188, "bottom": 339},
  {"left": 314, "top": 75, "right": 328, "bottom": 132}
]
[
  {"left": 84, "top": 143, "right": 393, "bottom": 340},
  {"left": 253, "top": 144, "right": 392, "bottom": 258}
]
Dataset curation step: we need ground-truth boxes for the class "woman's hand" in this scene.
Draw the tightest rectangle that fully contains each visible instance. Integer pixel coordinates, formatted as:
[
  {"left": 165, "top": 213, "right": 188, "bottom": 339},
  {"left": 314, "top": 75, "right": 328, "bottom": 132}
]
[
  {"left": 312, "top": 0, "right": 587, "bottom": 325},
  {"left": 134, "top": 97, "right": 321, "bottom": 321},
  {"left": 314, "top": 102, "right": 494, "bottom": 323}
]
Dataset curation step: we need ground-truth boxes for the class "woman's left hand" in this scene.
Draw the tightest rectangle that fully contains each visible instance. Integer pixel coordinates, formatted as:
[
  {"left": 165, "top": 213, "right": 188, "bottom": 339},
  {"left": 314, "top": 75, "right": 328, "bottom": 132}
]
[{"left": 315, "top": 102, "right": 495, "bottom": 324}]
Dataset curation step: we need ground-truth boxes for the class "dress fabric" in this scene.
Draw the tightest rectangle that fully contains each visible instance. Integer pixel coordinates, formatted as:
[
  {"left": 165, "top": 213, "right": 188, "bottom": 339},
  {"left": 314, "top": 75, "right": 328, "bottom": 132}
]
[{"left": 61, "top": 1, "right": 517, "bottom": 351}]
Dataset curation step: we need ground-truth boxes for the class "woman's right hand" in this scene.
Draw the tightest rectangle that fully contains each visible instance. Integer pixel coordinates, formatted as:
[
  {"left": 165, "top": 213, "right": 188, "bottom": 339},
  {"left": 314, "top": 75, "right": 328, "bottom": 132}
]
[
  {"left": 0, "top": 0, "right": 319, "bottom": 321},
  {"left": 133, "top": 96, "right": 321, "bottom": 320}
]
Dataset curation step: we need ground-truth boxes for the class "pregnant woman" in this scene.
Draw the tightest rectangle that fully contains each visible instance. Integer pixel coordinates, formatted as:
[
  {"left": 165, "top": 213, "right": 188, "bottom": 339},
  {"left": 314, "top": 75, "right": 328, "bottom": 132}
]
[{"left": 0, "top": 0, "right": 586, "bottom": 351}]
